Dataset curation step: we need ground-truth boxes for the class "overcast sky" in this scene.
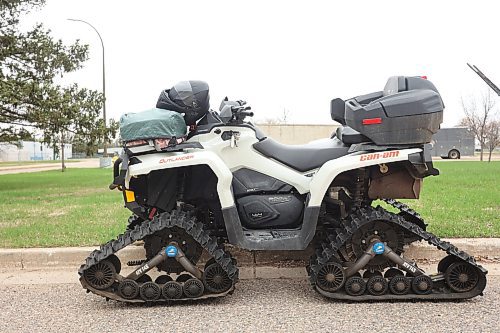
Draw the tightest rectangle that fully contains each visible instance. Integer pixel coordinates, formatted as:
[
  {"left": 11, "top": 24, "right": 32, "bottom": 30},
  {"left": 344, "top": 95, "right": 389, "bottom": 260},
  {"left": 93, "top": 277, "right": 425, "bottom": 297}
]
[{"left": 24, "top": 0, "right": 500, "bottom": 127}]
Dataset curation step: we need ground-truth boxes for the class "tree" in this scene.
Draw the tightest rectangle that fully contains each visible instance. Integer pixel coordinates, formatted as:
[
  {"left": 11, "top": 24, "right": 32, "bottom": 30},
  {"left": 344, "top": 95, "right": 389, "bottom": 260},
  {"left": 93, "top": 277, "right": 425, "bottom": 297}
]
[
  {"left": 460, "top": 91, "right": 496, "bottom": 161},
  {"left": 257, "top": 108, "right": 292, "bottom": 125},
  {"left": 35, "top": 84, "right": 118, "bottom": 170},
  {"left": 485, "top": 120, "right": 500, "bottom": 162},
  {"left": 0, "top": 0, "right": 116, "bottom": 170},
  {"left": 1, "top": 1, "right": 86, "bottom": 134}
]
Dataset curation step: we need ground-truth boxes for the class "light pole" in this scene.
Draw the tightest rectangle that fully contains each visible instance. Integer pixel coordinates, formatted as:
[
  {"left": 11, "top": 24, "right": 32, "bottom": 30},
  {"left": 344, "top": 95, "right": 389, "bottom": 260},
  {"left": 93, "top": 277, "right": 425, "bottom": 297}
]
[{"left": 67, "top": 18, "right": 107, "bottom": 156}]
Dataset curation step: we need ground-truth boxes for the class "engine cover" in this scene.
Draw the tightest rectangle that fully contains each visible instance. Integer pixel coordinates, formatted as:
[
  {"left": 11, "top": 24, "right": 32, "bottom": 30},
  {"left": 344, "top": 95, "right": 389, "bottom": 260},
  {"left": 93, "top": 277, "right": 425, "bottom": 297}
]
[
  {"left": 237, "top": 194, "right": 304, "bottom": 229},
  {"left": 232, "top": 168, "right": 293, "bottom": 197}
]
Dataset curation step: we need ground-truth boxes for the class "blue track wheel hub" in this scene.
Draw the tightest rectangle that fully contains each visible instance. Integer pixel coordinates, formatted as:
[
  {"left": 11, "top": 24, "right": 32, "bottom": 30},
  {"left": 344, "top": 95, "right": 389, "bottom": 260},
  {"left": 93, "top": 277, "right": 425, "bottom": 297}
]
[
  {"left": 166, "top": 245, "right": 178, "bottom": 258},
  {"left": 373, "top": 242, "right": 385, "bottom": 255}
]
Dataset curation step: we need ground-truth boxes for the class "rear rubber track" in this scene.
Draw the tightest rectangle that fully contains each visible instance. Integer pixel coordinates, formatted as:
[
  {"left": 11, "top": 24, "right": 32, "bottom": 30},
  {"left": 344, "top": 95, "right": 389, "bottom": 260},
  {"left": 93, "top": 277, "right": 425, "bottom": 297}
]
[
  {"left": 79, "top": 209, "right": 239, "bottom": 303},
  {"left": 308, "top": 202, "right": 487, "bottom": 301}
]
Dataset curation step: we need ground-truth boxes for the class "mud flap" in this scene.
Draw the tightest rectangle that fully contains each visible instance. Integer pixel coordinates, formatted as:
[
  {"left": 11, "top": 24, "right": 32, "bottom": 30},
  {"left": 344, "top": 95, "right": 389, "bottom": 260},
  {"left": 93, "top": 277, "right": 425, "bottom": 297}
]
[{"left": 109, "top": 154, "right": 129, "bottom": 190}]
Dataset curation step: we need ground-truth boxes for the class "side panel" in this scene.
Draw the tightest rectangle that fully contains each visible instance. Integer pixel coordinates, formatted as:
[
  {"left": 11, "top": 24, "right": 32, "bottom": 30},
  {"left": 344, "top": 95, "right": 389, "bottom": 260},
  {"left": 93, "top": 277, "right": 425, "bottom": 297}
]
[
  {"left": 127, "top": 151, "right": 235, "bottom": 209},
  {"left": 308, "top": 148, "right": 422, "bottom": 207}
]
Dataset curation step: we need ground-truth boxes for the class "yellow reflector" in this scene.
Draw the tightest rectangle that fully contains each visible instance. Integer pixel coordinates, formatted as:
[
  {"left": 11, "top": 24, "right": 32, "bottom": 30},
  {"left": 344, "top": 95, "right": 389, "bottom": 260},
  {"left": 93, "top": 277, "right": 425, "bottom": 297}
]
[{"left": 125, "top": 190, "right": 135, "bottom": 202}]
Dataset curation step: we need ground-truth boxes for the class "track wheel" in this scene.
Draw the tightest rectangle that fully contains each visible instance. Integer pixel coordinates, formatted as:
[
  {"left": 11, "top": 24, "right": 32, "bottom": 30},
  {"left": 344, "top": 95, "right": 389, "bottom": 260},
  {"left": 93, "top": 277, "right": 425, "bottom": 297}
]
[
  {"left": 184, "top": 278, "right": 204, "bottom": 298},
  {"left": 203, "top": 263, "right": 232, "bottom": 294},
  {"left": 83, "top": 260, "right": 116, "bottom": 290},
  {"left": 367, "top": 276, "right": 388, "bottom": 296},
  {"left": 344, "top": 276, "right": 366, "bottom": 296},
  {"left": 445, "top": 262, "right": 479, "bottom": 293},
  {"left": 107, "top": 254, "right": 122, "bottom": 274},
  {"left": 176, "top": 274, "right": 193, "bottom": 283},
  {"left": 119, "top": 280, "right": 140, "bottom": 300},
  {"left": 363, "top": 270, "right": 383, "bottom": 279},
  {"left": 350, "top": 272, "right": 362, "bottom": 278},
  {"left": 140, "top": 282, "right": 161, "bottom": 301},
  {"left": 389, "top": 276, "right": 411, "bottom": 295},
  {"left": 137, "top": 274, "right": 152, "bottom": 283},
  {"left": 384, "top": 268, "right": 404, "bottom": 279},
  {"left": 163, "top": 281, "right": 183, "bottom": 299},
  {"left": 317, "top": 262, "right": 346, "bottom": 292},
  {"left": 412, "top": 275, "right": 433, "bottom": 295},
  {"left": 438, "top": 255, "right": 457, "bottom": 273},
  {"left": 155, "top": 275, "right": 173, "bottom": 284}
]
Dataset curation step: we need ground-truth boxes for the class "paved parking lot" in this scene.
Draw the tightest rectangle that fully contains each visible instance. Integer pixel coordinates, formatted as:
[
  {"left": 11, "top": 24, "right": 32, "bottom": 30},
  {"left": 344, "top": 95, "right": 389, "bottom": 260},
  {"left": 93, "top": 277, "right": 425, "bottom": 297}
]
[{"left": 0, "top": 277, "right": 498, "bottom": 333}]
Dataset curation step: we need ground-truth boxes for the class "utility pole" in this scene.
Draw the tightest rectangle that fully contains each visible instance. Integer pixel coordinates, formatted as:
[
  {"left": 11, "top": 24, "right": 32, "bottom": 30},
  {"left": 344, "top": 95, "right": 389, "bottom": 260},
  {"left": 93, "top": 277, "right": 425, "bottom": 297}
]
[{"left": 68, "top": 18, "right": 107, "bottom": 156}]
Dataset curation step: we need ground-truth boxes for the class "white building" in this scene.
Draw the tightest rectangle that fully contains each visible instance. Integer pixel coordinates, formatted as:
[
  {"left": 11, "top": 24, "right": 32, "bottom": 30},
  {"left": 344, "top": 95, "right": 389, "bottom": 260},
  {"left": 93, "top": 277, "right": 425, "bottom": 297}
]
[
  {"left": 97, "top": 147, "right": 122, "bottom": 156},
  {"left": 0, "top": 141, "right": 72, "bottom": 162}
]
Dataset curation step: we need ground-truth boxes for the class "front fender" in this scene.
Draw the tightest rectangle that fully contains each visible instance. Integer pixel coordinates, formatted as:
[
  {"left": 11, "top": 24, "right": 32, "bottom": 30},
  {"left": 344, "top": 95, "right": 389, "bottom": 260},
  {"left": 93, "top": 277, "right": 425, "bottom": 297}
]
[
  {"left": 308, "top": 148, "right": 422, "bottom": 207},
  {"left": 127, "top": 151, "right": 235, "bottom": 209}
]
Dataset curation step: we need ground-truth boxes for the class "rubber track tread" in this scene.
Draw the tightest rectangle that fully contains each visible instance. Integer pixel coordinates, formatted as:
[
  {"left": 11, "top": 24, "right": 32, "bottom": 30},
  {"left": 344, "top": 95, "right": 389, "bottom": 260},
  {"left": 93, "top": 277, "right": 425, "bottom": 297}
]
[
  {"left": 308, "top": 201, "right": 487, "bottom": 300},
  {"left": 79, "top": 209, "right": 238, "bottom": 303}
]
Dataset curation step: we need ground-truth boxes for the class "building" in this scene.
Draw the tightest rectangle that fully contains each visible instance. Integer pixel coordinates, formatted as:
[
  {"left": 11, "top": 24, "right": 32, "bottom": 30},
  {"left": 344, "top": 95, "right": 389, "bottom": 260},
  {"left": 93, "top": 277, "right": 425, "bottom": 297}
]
[
  {"left": 255, "top": 124, "right": 338, "bottom": 144},
  {"left": 0, "top": 141, "right": 72, "bottom": 162}
]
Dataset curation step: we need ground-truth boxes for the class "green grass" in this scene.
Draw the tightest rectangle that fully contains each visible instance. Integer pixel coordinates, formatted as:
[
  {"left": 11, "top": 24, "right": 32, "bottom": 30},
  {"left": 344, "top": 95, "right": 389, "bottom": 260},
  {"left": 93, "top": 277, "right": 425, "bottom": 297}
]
[
  {"left": 0, "top": 160, "right": 80, "bottom": 167},
  {"left": 381, "top": 161, "right": 500, "bottom": 238},
  {"left": 0, "top": 162, "right": 498, "bottom": 248},
  {"left": 0, "top": 168, "right": 129, "bottom": 248}
]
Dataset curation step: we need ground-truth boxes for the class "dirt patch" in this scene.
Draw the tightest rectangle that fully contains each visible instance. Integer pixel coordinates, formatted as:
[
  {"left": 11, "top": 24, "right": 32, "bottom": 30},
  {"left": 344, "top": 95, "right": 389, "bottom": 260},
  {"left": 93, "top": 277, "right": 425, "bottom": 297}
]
[{"left": 47, "top": 211, "right": 67, "bottom": 217}]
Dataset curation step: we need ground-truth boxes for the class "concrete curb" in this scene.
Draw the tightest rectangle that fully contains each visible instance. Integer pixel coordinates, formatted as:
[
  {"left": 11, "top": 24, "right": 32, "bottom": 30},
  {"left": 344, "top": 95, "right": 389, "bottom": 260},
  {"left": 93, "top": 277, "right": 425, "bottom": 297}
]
[{"left": 0, "top": 238, "right": 498, "bottom": 279}]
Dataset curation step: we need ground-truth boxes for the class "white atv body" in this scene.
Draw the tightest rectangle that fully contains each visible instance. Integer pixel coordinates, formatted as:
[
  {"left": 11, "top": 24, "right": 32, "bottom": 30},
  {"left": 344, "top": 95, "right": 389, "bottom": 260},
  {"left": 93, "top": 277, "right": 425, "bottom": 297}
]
[
  {"left": 124, "top": 124, "right": 425, "bottom": 251},
  {"left": 80, "top": 76, "right": 486, "bottom": 303}
]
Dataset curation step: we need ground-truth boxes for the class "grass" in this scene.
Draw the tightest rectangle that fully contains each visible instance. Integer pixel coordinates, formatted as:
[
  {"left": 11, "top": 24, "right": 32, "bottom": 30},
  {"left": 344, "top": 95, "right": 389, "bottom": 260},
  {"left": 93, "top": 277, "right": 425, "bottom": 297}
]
[
  {"left": 0, "top": 160, "right": 80, "bottom": 167},
  {"left": 0, "top": 161, "right": 498, "bottom": 248},
  {"left": 381, "top": 161, "right": 500, "bottom": 238},
  {"left": 0, "top": 168, "right": 129, "bottom": 248}
]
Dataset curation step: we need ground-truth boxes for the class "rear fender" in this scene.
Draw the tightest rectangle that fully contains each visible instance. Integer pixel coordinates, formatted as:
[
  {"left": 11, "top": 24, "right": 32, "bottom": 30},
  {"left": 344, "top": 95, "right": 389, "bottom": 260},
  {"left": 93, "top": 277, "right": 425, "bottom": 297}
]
[
  {"left": 308, "top": 148, "right": 422, "bottom": 207},
  {"left": 126, "top": 151, "right": 235, "bottom": 208}
]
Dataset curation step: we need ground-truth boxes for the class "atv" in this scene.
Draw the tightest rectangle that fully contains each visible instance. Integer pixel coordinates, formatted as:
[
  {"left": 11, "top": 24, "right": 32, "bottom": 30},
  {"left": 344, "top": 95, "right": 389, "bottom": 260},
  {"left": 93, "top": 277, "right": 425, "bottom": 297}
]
[{"left": 79, "top": 76, "right": 487, "bottom": 302}]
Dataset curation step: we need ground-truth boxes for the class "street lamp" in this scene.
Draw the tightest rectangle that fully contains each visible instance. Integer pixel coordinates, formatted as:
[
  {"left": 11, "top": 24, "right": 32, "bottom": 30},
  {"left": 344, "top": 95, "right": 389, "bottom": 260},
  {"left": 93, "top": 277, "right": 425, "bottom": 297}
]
[{"left": 67, "top": 18, "right": 107, "bottom": 156}]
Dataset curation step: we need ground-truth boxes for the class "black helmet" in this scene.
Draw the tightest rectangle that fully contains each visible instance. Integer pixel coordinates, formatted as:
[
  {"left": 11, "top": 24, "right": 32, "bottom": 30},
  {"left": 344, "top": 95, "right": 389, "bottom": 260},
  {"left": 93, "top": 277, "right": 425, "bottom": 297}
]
[{"left": 156, "top": 80, "right": 210, "bottom": 125}]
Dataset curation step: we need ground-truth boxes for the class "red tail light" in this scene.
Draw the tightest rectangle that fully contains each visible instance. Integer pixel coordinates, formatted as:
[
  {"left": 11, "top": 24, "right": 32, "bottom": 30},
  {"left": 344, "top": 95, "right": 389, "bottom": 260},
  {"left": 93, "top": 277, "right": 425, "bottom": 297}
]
[
  {"left": 420, "top": 76, "right": 428, "bottom": 79},
  {"left": 362, "top": 118, "right": 382, "bottom": 125}
]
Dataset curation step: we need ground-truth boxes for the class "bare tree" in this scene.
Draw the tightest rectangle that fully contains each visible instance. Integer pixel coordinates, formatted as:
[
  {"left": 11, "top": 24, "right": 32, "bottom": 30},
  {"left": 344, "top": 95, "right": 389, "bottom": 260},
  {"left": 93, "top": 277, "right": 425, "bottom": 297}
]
[
  {"left": 485, "top": 120, "right": 500, "bottom": 162},
  {"left": 460, "top": 91, "right": 496, "bottom": 161},
  {"left": 281, "top": 108, "right": 290, "bottom": 124},
  {"left": 256, "top": 108, "right": 292, "bottom": 126}
]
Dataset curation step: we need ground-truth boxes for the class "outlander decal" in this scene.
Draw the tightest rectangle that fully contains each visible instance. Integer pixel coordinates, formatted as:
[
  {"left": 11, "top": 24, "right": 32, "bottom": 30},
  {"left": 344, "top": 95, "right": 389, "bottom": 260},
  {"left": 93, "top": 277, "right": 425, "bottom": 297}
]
[
  {"left": 360, "top": 150, "right": 400, "bottom": 161},
  {"left": 159, "top": 155, "right": 194, "bottom": 164}
]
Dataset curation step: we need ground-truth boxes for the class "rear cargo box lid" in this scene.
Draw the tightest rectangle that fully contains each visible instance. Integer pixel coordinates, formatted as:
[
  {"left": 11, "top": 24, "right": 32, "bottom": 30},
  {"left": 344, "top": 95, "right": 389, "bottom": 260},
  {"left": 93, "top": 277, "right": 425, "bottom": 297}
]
[{"left": 378, "top": 90, "right": 443, "bottom": 117}]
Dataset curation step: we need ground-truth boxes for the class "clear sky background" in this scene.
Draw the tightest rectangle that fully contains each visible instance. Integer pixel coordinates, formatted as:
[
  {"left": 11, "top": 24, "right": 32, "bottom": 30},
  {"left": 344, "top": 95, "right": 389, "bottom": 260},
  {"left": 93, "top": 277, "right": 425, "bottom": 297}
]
[{"left": 23, "top": 0, "right": 500, "bottom": 126}]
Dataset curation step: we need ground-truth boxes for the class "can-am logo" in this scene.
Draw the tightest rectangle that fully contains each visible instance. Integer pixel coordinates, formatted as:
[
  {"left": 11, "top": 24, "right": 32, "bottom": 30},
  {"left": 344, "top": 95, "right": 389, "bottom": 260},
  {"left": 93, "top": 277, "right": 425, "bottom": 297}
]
[
  {"left": 360, "top": 151, "right": 399, "bottom": 161},
  {"left": 159, "top": 155, "right": 194, "bottom": 164}
]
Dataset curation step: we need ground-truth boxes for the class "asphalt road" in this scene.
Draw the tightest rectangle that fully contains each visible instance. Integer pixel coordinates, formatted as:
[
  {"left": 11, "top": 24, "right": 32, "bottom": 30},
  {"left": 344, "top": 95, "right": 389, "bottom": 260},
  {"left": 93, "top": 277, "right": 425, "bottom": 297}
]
[{"left": 0, "top": 277, "right": 498, "bottom": 333}]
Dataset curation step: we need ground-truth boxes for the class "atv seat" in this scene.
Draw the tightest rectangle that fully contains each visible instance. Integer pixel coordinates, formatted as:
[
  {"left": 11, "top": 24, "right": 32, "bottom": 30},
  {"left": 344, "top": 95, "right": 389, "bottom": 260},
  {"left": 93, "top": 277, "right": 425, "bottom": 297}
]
[
  {"left": 253, "top": 138, "right": 349, "bottom": 172},
  {"left": 334, "top": 126, "right": 370, "bottom": 145}
]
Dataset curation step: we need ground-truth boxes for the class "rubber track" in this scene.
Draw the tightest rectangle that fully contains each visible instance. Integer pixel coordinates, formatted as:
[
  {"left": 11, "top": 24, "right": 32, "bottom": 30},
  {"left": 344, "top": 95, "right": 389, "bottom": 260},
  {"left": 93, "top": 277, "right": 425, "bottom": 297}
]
[
  {"left": 382, "top": 198, "right": 424, "bottom": 224},
  {"left": 79, "top": 209, "right": 239, "bottom": 303},
  {"left": 308, "top": 202, "right": 487, "bottom": 300}
]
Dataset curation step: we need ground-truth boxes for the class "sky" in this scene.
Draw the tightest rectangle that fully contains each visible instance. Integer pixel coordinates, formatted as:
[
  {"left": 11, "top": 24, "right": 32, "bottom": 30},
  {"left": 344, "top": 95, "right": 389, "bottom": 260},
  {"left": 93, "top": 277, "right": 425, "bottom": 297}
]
[{"left": 23, "top": 0, "right": 500, "bottom": 127}]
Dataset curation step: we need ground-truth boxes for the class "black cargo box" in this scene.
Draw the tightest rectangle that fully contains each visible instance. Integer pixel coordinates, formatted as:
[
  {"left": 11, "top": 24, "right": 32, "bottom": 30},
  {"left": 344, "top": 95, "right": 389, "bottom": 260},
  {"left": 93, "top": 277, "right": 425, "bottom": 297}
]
[{"left": 342, "top": 76, "right": 444, "bottom": 145}]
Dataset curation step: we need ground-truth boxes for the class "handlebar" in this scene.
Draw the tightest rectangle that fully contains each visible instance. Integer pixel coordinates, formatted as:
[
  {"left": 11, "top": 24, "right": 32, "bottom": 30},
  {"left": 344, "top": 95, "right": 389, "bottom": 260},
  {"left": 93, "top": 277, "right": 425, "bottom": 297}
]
[
  {"left": 230, "top": 105, "right": 252, "bottom": 113},
  {"left": 240, "top": 111, "right": 254, "bottom": 117},
  {"left": 231, "top": 105, "right": 253, "bottom": 117}
]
